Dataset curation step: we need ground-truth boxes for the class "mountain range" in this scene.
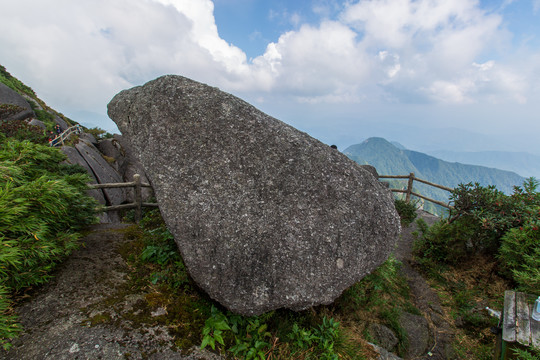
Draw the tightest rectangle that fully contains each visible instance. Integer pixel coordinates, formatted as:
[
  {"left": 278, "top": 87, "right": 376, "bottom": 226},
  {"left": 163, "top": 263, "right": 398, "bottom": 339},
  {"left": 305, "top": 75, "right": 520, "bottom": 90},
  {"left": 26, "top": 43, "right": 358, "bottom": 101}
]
[{"left": 343, "top": 137, "right": 526, "bottom": 213}]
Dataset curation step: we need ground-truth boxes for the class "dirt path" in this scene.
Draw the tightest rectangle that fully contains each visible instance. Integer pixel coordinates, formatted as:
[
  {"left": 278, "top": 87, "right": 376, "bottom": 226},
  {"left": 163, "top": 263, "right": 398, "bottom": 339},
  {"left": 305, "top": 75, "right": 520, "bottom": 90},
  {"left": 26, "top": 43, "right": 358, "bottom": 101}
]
[
  {"left": 394, "top": 211, "right": 456, "bottom": 360},
  {"left": 0, "top": 224, "right": 220, "bottom": 360}
]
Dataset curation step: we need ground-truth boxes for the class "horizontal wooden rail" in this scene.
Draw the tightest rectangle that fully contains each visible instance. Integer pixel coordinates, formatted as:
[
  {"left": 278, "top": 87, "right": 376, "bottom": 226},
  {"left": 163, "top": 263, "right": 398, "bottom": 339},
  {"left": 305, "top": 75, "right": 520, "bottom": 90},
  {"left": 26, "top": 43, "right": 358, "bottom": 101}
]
[
  {"left": 88, "top": 181, "right": 152, "bottom": 189},
  {"left": 380, "top": 172, "right": 453, "bottom": 209},
  {"left": 49, "top": 124, "right": 83, "bottom": 147},
  {"left": 89, "top": 174, "right": 156, "bottom": 223}
]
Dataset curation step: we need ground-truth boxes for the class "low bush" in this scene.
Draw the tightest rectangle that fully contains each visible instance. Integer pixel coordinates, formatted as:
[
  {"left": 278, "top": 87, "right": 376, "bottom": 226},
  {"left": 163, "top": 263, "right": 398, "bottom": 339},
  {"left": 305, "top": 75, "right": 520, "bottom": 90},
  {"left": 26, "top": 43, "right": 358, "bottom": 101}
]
[
  {"left": 414, "top": 179, "right": 539, "bottom": 274},
  {"left": 0, "top": 119, "right": 47, "bottom": 144},
  {"left": 413, "top": 178, "right": 540, "bottom": 358},
  {"left": 394, "top": 199, "right": 418, "bottom": 226},
  {"left": 0, "top": 138, "right": 98, "bottom": 349}
]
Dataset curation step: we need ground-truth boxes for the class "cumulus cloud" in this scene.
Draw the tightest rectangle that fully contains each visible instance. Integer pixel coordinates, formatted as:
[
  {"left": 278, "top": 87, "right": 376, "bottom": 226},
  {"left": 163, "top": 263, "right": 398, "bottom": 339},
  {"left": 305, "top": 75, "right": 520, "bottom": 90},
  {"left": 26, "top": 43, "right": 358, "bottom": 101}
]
[
  {"left": 0, "top": 0, "right": 537, "bottom": 123},
  {"left": 0, "top": 0, "right": 251, "bottom": 114}
]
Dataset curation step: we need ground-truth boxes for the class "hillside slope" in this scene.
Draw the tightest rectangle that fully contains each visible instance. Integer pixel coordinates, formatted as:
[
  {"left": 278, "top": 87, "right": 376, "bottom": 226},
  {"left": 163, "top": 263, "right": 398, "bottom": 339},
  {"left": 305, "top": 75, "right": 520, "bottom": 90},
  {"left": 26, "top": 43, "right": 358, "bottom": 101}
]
[
  {"left": 344, "top": 137, "right": 525, "bottom": 211},
  {"left": 427, "top": 149, "right": 540, "bottom": 179}
]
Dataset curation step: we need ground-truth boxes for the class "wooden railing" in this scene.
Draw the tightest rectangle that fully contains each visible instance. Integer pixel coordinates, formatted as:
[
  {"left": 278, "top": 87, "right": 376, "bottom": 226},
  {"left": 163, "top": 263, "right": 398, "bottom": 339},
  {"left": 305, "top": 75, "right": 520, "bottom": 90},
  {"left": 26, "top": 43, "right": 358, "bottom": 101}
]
[
  {"left": 88, "top": 173, "right": 453, "bottom": 222},
  {"left": 49, "top": 124, "right": 83, "bottom": 147},
  {"left": 379, "top": 172, "right": 454, "bottom": 209},
  {"left": 88, "top": 174, "right": 157, "bottom": 223}
]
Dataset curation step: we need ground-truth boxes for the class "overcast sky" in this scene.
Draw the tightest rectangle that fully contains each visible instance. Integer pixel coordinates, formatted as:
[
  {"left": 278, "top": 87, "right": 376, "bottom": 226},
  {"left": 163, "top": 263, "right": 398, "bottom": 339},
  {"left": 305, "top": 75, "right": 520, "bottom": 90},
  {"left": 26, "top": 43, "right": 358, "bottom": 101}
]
[{"left": 1, "top": 0, "right": 539, "bottom": 154}]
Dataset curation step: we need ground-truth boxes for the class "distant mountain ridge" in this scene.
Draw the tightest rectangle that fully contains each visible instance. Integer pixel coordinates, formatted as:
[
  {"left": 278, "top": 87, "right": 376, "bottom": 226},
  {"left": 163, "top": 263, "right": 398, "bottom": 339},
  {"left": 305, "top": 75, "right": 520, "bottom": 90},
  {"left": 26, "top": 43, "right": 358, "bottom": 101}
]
[
  {"left": 344, "top": 137, "right": 525, "bottom": 212},
  {"left": 426, "top": 150, "right": 540, "bottom": 179}
]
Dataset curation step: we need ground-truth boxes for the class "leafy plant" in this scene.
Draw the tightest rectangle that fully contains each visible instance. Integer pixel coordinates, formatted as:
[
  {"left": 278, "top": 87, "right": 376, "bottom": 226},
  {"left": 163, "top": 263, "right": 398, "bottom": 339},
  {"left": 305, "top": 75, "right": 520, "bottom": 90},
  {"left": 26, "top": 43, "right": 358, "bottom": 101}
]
[
  {"left": 0, "top": 119, "right": 47, "bottom": 144},
  {"left": 201, "top": 305, "right": 230, "bottom": 351},
  {"left": 513, "top": 346, "right": 540, "bottom": 360},
  {"left": 0, "top": 138, "right": 98, "bottom": 346},
  {"left": 394, "top": 199, "right": 418, "bottom": 226},
  {"left": 0, "top": 286, "right": 21, "bottom": 350},
  {"left": 228, "top": 314, "right": 272, "bottom": 360},
  {"left": 85, "top": 127, "right": 113, "bottom": 140}
]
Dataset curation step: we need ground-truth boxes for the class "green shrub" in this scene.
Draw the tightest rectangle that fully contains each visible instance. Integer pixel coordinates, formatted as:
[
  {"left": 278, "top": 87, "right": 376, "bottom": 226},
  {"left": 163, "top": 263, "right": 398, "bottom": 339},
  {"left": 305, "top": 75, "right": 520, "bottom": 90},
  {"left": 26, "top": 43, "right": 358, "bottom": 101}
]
[
  {"left": 414, "top": 178, "right": 540, "bottom": 296},
  {"left": 415, "top": 179, "right": 539, "bottom": 265},
  {"left": 394, "top": 199, "right": 418, "bottom": 226},
  {"left": 499, "top": 219, "right": 540, "bottom": 295},
  {"left": 0, "top": 65, "right": 35, "bottom": 98},
  {"left": 85, "top": 127, "right": 113, "bottom": 140},
  {"left": 0, "top": 138, "right": 98, "bottom": 346},
  {"left": 0, "top": 119, "right": 47, "bottom": 144},
  {"left": 0, "top": 286, "right": 21, "bottom": 350},
  {"left": 33, "top": 109, "right": 54, "bottom": 123},
  {"left": 513, "top": 346, "right": 540, "bottom": 360}
]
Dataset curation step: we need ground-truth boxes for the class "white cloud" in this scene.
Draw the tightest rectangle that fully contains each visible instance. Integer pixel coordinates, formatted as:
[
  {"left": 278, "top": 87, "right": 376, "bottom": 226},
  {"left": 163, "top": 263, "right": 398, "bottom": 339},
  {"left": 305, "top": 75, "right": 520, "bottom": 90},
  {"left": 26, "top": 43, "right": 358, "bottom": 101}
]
[
  {"left": 0, "top": 0, "right": 253, "bottom": 115},
  {"left": 0, "top": 0, "right": 537, "bottom": 127},
  {"left": 251, "top": 21, "right": 370, "bottom": 101}
]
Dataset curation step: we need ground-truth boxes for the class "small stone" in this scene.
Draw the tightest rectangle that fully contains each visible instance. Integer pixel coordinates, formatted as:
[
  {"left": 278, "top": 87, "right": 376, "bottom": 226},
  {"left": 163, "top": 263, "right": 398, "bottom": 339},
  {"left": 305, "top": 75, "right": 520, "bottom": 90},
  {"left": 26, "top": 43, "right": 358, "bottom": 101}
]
[
  {"left": 69, "top": 343, "right": 80, "bottom": 353},
  {"left": 151, "top": 307, "right": 167, "bottom": 317}
]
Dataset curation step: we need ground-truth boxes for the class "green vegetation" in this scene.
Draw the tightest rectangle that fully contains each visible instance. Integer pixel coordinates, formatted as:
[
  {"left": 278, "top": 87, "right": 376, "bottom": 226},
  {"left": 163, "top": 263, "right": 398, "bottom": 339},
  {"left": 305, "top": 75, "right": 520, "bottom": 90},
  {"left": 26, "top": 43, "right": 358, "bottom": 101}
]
[
  {"left": 394, "top": 199, "right": 418, "bottom": 226},
  {"left": 105, "top": 207, "right": 423, "bottom": 359},
  {"left": 1, "top": 64, "right": 75, "bottom": 132},
  {"left": 0, "top": 136, "right": 98, "bottom": 349},
  {"left": 0, "top": 119, "right": 48, "bottom": 144},
  {"left": 0, "top": 65, "right": 36, "bottom": 98},
  {"left": 85, "top": 127, "right": 114, "bottom": 140},
  {"left": 413, "top": 178, "right": 540, "bottom": 359}
]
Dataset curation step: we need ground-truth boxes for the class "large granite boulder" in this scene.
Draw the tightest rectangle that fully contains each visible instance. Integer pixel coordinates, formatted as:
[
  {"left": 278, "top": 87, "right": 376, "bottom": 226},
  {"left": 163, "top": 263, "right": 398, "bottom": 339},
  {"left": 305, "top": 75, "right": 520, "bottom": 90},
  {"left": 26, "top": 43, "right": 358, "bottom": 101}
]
[{"left": 108, "top": 75, "right": 400, "bottom": 315}]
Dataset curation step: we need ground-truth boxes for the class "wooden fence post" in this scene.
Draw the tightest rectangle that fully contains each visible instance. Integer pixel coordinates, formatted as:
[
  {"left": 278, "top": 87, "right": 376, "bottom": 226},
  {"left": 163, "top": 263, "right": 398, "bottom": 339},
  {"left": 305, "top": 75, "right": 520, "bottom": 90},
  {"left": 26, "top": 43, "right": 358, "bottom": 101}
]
[
  {"left": 133, "top": 174, "right": 142, "bottom": 223},
  {"left": 405, "top": 172, "right": 415, "bottom": 203}
]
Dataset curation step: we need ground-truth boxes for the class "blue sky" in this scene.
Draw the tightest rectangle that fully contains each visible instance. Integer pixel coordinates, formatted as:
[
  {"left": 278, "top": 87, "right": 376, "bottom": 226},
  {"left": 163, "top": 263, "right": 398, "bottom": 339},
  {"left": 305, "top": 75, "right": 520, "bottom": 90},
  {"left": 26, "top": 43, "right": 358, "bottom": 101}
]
[{"left": 0, "top": 0, "right": 539, "bottom": 154}]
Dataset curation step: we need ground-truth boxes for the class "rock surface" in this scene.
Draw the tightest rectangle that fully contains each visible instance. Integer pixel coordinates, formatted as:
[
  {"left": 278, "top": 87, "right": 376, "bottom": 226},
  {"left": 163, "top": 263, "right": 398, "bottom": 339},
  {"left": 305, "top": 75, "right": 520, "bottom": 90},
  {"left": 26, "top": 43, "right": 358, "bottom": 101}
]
[
  {"left": 108, "top": 75, "right": 401, "bottom": 316},
  {"left": 368, "top": 323, "right": 399, "bottom": 351},
  {"left": 0, "top": 82, "right": 35, "bottom": 121},
  {"left": 75, "top": 138, "right": 126, "bottom": 207},
  {"left": 0, "top": 224, "right": 222, "bottom": 360}
]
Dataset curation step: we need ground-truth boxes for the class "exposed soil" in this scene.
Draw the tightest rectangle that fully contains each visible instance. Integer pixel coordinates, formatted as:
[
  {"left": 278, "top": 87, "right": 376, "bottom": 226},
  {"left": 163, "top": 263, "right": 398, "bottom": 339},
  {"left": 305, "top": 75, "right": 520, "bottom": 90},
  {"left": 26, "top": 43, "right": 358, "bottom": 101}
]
[
  {"left": 0, "top": 224, "right": 221, "bottom": 360},
  {"left": 394, "top": 211, "right": 456, "bottom": 360},
  {"left": 2, "top": 212, "right": 456, "bottom": 360}
]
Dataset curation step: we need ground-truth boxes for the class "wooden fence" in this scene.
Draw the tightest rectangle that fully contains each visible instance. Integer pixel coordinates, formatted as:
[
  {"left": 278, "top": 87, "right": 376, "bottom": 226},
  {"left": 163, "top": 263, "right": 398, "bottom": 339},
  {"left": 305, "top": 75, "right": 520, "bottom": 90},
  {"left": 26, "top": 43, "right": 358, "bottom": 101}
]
[
  {"left": 49, "top": 124, "right": 83, "bottom": 147},
  {"left": 89, "top": 172, "right": 454, "bottom": 222},
  {"left": 379, "top": 172, "right": 454, "bottom": 209},
  {"left": 88, "top": 174, "right": 158, "bottom": 223}
]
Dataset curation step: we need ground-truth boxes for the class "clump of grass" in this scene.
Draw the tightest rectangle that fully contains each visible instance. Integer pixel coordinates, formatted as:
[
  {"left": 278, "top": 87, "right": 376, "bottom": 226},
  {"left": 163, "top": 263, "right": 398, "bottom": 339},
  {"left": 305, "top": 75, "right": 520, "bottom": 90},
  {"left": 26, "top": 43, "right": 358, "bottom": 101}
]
[{"left": 0, "top": 138, "right": 98, "bottom": 349}]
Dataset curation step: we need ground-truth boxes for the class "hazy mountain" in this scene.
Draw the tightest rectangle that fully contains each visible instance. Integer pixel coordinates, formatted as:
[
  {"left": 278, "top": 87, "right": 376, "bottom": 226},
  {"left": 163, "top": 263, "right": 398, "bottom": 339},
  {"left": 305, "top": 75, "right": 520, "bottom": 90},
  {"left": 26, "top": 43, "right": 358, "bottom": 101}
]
[
  {"left": 343, "top": 137, "right": 526, "bottom": 213},
  {"left": 426, "top": 150, "right": 540, "bottom": 179}
]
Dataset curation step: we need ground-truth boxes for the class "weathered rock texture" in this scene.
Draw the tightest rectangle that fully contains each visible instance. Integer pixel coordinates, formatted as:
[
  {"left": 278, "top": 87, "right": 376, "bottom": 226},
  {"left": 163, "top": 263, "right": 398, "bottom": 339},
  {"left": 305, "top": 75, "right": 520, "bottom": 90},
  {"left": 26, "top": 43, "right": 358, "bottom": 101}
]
[
  {"left": 0, "top": 82, "right": 35, "bottom": 121},
  {"left": 108, "top": 75, "right": 400, "bottom": 315}
]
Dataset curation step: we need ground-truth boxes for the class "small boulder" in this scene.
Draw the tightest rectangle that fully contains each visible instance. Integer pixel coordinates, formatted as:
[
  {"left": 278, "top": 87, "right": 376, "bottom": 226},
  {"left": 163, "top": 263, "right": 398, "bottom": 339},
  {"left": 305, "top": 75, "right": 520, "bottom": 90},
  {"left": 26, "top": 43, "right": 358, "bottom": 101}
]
[
  {"left": 28, "top": 119, "right": 46, "bottom": 130},
  {"left": 108, "top": 75, "right": 401, "bottom": 315},
  {"left": 367, "top": 323, "right": 399, "bottom": 351},
  {"left": 398, "top": 312, "right": 430, "bottom": 358}
]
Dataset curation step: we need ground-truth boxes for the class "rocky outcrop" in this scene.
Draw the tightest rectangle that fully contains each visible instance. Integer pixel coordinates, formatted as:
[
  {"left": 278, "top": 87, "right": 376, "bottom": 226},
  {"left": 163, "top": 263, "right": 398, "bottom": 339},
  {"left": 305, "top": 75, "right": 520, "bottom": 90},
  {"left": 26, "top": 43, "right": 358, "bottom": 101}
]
[
  {"left": 367, "top": 323, "right": 399, "bottom": 352},
  {"left": 62, "top": 133, "right": 153, "bottom": 223},
  {"left": 398, "top": 312, "right": 430, "bottom": 359},
  {"left": 75, "top": 138, "right": 125, "bottom": 207},
  {"left": 98, "top": 136, "right": 153, "bottom": 203},
  {"left": 0, "top": 82, "right": 35, "bottom": 121},
  {"left": 108, "top": 75, "right": 401, "bottom": 315}
]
